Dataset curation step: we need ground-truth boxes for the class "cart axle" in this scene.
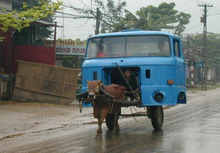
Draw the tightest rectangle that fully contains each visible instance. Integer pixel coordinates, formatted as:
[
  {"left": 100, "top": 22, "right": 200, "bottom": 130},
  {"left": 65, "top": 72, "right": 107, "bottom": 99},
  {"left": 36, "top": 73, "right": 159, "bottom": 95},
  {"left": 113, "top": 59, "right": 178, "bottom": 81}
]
[{"left": 120, "top": 114, "right": 149, "bottom": 117}]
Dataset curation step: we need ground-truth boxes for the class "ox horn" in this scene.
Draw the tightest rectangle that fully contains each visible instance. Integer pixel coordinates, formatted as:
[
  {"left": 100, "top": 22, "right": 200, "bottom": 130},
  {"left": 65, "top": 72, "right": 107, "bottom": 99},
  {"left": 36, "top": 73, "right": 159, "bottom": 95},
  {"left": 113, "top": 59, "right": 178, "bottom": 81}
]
[{"left": 98, "top": 80, "right": 102, "bottom": 84}]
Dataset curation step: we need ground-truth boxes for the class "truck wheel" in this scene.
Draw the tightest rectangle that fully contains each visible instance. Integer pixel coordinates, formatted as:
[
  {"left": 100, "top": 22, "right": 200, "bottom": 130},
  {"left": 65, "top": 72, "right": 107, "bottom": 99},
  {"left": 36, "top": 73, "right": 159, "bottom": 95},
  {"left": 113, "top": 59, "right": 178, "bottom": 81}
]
[
  {"left": 150, "top": 106, "right": 164, "bottom": 130},
  {"left": 105, "top": 114, "right": 114, "bottom": 130}
]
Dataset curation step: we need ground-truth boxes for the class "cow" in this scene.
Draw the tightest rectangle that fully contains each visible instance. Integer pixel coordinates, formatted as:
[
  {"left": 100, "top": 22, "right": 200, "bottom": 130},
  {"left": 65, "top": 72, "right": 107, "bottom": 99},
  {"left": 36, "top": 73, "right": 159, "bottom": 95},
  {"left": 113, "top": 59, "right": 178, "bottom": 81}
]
[{"left": 86, "top": 80, "right": 125, "bottom": 136}]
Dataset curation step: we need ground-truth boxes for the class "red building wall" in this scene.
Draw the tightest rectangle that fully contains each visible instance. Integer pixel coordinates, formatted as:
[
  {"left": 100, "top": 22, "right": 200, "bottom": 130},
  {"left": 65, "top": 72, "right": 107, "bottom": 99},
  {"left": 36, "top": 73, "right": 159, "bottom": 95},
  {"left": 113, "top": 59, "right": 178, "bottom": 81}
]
[
  {"left": 0, "top": 32, "right": 13, "bottom": 73},
  {"left": 12, "top": 45, "right": 55, "bottom": 73}
]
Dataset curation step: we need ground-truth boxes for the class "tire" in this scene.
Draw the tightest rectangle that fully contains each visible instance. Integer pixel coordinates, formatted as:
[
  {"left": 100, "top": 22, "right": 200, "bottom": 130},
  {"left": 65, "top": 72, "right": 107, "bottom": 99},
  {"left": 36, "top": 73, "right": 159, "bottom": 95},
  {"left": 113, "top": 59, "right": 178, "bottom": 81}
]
[
  {"left": 150, "top": 106, "right": 164, "bottom": 130},
  {"left": 105, "top": 114, "right": 114, "bottom": 130}
]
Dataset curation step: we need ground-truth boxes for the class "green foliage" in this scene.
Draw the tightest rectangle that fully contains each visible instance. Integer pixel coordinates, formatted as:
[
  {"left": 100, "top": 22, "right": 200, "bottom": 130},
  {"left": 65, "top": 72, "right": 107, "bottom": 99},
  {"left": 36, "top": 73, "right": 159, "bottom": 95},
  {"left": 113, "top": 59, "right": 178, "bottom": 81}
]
[
  {"left": 74, "top": 2, "right": 189, "bottom": 35},
  {"left": 13, "top": 0, "right": 57, "bottom": 39},
  {"left": 182, "top": 34, "right": 203, "bottom": 63},
  {"left": 207, "top": 35, "right": 220, "bottom": 67},
  {"left": 73, "top": 0, "right": 126, "bottom": 34},
  {"left": 182, "top": 34, "right": 220, "bottom": 67},
  {"left": 61, "top": 59, "right": 74, "bottom": 68},
  {"left": 94, "top": 0, "right": 127, "bottom": 33},
  {"left": 114, "top": 2, "right": 191, "bottom": 35},
  {"left": 0, "top": 0, "right": 62, "bottom": 41}
]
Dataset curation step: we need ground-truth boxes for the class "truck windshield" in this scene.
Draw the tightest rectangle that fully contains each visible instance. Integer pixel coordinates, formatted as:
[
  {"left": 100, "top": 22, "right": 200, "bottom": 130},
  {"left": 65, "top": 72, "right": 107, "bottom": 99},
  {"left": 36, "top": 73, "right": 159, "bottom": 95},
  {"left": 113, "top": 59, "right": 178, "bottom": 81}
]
[{"left": 87, "top": 35, "right": 171, "bottom": 58}]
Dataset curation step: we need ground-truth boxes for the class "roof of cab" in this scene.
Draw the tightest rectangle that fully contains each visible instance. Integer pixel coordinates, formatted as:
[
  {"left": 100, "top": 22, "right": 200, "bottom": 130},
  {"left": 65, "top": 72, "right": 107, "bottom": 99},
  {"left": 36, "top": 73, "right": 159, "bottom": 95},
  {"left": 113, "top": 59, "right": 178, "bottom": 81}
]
[{"left": 89, "top": 30, "right": 179, "bottom": 39}]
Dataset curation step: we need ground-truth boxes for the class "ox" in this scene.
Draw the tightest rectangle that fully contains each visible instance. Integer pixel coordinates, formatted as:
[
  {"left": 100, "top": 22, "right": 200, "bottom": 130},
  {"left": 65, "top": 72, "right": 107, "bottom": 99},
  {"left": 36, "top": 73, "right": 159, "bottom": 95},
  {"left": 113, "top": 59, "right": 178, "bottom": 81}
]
[{"left": 86, "top": 80, "right": 125, "bottom": 136}]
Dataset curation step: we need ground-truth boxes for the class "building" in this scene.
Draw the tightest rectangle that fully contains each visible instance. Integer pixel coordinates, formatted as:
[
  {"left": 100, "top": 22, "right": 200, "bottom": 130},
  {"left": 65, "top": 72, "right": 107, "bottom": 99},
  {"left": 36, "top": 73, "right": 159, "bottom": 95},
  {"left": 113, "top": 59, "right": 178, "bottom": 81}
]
[{"left": 0, "top": 1, "right": 57, "bottom": 74}]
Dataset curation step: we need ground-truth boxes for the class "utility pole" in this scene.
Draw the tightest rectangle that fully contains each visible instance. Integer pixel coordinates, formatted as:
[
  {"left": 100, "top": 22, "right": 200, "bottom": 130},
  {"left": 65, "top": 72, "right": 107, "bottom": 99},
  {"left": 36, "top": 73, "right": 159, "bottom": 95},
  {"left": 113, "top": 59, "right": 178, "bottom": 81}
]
[
  {"left": 198, "top": 4, "right": 213, "bottom": 90},
  {"left": 95, "top": 7, "right": 101, "bottom": 35},
  {"left": 62, "top": 8, "right": 65, "bottom": 39},
  {"left": 187, "top": 34, "right": 194, "bottom": 92}
]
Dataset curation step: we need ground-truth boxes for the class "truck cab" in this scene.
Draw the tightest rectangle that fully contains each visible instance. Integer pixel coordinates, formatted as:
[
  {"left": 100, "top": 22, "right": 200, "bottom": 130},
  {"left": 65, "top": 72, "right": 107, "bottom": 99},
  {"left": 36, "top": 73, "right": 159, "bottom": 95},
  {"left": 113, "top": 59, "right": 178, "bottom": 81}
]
[{"left": 82, "top": 30, "right": 186, "bottom": 107}]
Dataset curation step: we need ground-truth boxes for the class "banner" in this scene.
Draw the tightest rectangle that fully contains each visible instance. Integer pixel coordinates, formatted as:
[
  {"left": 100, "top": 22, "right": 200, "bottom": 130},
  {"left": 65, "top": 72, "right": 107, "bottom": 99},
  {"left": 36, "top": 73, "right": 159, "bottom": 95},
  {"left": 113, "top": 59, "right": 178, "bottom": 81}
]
[{"left": 45, "top": 40, "right": 86, "bottom": 56}]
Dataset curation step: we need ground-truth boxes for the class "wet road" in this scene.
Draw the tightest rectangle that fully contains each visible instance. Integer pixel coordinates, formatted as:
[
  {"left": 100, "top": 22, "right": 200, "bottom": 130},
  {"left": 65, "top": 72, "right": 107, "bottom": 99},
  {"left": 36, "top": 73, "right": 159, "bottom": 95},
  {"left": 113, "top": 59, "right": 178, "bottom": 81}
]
[{"left": 1, "top": 89, "right": 220, "bottom": 153}]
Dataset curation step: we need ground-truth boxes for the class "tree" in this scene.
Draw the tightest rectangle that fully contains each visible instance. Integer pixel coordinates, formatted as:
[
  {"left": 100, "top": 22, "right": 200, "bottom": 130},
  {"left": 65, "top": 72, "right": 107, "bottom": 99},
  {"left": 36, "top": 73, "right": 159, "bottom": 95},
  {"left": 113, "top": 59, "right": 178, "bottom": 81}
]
[
  {"left": 68, "top": 0, "right": 126, "bottom": 34},
  {"left": 112, "top": 9, "right": 137, "bottom": 31},
  {"left": 182, "top": 34, "right": 220, "bottom": 84},
  {"left": 182, "top": 34, "right": 203, "bottom": 63},
  {"left": 97, "top": 0, "right": 126, "bottom": 33},
  {"left": 0, "top": 0, "right": 62, "bottom": 41},
  {"left": 114, "top": 2, "right": 191, "bottom": 35},
  {"left": 206, "top": 35, "right": 220, "bottom": 67},
  {"left": 183, "top": 34, "right": 220, "bottom": 67},
  {"left": 12, "top": 0, "right": 56, "bottom": 39}
]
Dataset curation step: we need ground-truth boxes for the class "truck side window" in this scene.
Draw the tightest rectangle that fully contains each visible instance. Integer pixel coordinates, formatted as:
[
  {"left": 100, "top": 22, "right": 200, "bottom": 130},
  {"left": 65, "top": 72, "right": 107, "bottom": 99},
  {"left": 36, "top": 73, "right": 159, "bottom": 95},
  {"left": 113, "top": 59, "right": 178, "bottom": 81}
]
[{"left": 174, "top": 40, "right": 181, "bottom": 57}]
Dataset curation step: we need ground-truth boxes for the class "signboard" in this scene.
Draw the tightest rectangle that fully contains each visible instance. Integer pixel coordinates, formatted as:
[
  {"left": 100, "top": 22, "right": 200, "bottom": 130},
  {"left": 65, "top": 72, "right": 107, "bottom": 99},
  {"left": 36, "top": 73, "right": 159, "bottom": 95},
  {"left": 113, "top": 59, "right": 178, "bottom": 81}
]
[
  {"left": 196, "top": 62, "right": 204, "bottom": 68},
  {"left": 45, "top": 40, "right": 86, "bottom": 56}
]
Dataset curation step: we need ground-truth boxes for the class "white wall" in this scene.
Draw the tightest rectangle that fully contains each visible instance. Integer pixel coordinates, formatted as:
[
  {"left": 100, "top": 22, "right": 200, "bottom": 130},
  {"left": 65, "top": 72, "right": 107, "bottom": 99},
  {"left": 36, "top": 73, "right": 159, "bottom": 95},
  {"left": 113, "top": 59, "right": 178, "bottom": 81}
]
[{"left": 0, "top": 0, "right": 12, "bottom": 11}]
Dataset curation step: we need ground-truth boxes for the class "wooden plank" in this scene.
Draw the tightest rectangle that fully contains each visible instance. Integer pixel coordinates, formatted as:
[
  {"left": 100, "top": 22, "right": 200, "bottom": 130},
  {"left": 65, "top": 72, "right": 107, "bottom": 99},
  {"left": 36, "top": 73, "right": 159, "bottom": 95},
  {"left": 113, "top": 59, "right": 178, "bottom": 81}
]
[
  {"left": 120, "top": 114, "right": 148, "bottom": 116},
  {"left": 13, "top": 60, "right": 80, "bottom": 104},
  {"left": 13, "top": 85, "right": 76, "bottom": 99},
  {"left": 13, "top": 88, "right": 73, "bottom": 105},
  {"left": 79, "top": 98, "right": 141, "bottom": 107}
]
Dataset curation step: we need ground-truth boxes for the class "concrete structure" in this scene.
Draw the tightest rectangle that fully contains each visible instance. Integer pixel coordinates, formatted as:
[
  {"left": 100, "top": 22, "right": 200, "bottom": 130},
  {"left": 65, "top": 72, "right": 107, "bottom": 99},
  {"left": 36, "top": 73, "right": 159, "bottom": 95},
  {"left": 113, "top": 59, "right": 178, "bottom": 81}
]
[{"left": 0, "top": 0, "right": 12, "bottom": 11}]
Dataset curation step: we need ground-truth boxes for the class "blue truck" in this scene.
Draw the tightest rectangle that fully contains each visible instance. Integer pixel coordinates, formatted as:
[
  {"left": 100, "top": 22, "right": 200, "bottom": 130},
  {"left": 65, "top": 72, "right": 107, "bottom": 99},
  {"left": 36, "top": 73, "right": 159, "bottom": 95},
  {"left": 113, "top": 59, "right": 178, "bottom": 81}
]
[{"left": 79, "top": 30, "right": 187, "bottom": 130}]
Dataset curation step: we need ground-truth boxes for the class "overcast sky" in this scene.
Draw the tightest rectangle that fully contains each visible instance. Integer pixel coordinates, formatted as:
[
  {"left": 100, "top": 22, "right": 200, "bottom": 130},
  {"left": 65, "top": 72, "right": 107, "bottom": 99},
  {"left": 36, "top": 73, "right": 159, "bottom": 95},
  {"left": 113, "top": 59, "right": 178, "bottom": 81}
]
[{"left": 55, "top": 0, "right": 220, "bottom": 40}]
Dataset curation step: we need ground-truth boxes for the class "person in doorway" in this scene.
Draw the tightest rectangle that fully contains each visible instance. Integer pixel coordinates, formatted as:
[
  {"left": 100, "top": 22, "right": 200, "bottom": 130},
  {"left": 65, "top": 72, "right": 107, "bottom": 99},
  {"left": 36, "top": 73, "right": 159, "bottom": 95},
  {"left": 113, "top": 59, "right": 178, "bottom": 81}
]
[
  {"left": 120, "top": 69, "right": 138, "bottom": 100},
  {"left": 96, "top": 45, "right": 108, "bottom": 57}
]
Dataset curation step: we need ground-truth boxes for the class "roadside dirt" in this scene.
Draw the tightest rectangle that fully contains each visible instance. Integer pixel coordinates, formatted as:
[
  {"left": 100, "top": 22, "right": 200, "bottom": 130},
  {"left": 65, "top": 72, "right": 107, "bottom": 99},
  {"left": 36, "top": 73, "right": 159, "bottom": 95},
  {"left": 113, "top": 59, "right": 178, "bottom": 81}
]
[{"left": 0, "top": 101, "right": 92, "bottom": 140}]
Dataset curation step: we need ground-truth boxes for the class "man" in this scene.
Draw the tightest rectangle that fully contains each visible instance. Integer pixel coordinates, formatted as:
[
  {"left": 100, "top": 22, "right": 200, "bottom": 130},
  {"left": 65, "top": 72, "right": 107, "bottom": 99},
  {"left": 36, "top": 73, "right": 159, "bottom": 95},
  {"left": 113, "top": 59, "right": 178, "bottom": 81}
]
[
  {"left": 96, "top": 45, "right": 108, "bottom": 57},
  {"left": 120, "top": 69, "right": 138, "bottom": 100},
  {"left": 158, "top": 41, "right": 170, "bottom": 56}
]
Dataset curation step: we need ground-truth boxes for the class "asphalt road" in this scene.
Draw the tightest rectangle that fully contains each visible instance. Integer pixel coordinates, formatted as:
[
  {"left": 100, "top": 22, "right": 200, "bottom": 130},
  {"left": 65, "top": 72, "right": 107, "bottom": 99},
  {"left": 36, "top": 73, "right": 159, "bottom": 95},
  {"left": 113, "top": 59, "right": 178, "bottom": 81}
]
[{"left": 1, "top": 88, "right": 220, "bottom": 153}]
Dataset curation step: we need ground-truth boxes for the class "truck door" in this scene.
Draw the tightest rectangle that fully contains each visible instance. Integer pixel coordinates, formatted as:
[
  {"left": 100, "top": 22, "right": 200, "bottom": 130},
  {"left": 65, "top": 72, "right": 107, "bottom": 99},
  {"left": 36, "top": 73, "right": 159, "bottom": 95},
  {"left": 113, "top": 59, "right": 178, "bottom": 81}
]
[{"left": 174, "top": 39, "right": 185, "bottom": 86}]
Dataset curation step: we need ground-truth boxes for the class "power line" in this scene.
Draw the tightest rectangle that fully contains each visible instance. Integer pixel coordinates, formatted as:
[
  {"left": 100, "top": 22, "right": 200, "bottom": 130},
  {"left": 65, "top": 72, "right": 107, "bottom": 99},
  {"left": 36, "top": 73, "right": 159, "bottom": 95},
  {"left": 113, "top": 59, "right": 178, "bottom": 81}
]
[
  {"left": 188, "top": 0, "right": 202, "bottom": 4},
  {"left": 187, "top": 11, "right": 202, "bottom": 26},
  {"left": 187, "top": 24, "right": 202, "bottom": 31},
  {"left": 54, "top": 15, "right": 95, "bottom": 19},
  {"left": 213, "top": 6, "right": 220, "bottom": 14},
  {"left": 55, "top": 11, "right": 94, "bottom": 19},
  {"left": 61, "top": 4, "right": 94, "bottom": 14},
  {"left": 188, "top": 0, "right": 197, "bottom": 4},
  {"left": 209, "top": 8, "right": 220, "bottom": 15},
  {"left": 181, "top": 6, "right": 198, "bottom": 12}
]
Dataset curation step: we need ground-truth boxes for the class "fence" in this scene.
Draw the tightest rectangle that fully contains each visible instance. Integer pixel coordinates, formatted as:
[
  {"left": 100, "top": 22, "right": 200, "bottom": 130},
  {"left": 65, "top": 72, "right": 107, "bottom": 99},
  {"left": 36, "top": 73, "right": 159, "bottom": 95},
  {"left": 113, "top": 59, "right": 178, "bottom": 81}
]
[{"left": 13, "top": 60, "right": 80, "bottom": 104}]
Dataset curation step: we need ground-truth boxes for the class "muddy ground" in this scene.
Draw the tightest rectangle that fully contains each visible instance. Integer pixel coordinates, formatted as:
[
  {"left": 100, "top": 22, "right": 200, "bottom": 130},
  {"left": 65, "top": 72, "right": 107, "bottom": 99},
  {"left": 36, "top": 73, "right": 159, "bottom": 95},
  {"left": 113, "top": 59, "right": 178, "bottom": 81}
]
[
  {"left": 0, "top": 88, "right": 217, "bottom": 152},
  {"left": 0, "top": 90, "right": 203, "bottom": 139}
]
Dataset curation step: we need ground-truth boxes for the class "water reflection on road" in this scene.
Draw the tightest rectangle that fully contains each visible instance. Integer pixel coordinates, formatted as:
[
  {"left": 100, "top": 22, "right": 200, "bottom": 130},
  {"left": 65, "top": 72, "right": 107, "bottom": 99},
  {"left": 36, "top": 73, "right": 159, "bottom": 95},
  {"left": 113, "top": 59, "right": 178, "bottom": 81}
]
[
  {"left": 79, "top": 89, "right": 220, "bottom": 153},
  {"left": 2, "top": 89, "right": 220, "bottom": 153},
  {"left": 83, "top": 129, "right": 164, "bottom": 153}
]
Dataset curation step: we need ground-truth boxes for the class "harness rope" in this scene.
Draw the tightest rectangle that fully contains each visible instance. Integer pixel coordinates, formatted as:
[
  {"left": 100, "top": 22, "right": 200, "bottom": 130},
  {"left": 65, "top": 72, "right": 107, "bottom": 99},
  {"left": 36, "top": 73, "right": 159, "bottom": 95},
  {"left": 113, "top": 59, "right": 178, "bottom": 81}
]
[
  {"left": 115, "top": 63, "right": 142, "bottom": 104},
  {"left": 98, "top": 85, "right": 115, "bottom": 114}
]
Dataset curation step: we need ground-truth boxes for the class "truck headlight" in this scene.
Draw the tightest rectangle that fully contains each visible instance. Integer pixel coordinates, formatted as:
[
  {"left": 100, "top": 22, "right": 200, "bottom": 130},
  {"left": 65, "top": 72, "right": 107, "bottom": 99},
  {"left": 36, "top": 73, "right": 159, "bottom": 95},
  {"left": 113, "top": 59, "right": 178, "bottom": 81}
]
[{"left": 154, "top": 92, "right": 164, "bottom": 102}]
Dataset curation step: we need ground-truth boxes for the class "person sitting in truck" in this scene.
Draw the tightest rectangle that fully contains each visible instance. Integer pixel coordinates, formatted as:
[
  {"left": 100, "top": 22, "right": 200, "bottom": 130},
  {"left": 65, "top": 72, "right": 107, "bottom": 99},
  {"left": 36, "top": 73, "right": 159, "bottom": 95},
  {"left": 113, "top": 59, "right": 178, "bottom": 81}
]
[
  {"left": 96, "top": 45, "right": 108, "bottom": 57},
  {"left": 157, "top": 41, "right": 170, "bottom": 56},
  {"left": 119, "top": 69, "right": 138, "bottom": 101}
]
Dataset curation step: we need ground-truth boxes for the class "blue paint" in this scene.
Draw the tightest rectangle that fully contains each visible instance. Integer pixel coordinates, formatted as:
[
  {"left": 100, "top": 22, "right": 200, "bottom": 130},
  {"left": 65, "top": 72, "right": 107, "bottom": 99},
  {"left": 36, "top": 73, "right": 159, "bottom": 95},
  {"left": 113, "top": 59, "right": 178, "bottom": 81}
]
[{"left": 82, "top": 31, "right": 186, "bottom": 107}]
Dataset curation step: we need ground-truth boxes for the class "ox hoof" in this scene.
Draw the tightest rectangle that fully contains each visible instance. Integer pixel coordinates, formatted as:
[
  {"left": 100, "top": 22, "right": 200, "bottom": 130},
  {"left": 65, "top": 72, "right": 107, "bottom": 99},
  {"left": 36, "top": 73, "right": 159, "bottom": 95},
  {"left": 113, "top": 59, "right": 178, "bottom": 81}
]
[
  {"left": 97, "top": 129, "right": 102, "bottom": 134},
  {"left": 116, "top": 125, "right": 120, "bottom": 130},
  {"left": 96, "top": 133, "right": 102, "bottom": 138},
  {"left": 111, "top": 130, "right": 116, "bottom": 136}
]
